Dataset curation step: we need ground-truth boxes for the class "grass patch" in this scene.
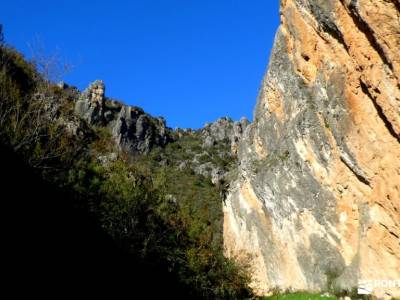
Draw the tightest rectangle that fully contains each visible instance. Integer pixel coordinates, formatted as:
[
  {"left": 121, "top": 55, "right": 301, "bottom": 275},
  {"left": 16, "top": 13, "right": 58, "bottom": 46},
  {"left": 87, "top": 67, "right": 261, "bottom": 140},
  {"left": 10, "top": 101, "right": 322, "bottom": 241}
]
[{"left": 262, "top": 292, "right": 337, "bottom": 300}]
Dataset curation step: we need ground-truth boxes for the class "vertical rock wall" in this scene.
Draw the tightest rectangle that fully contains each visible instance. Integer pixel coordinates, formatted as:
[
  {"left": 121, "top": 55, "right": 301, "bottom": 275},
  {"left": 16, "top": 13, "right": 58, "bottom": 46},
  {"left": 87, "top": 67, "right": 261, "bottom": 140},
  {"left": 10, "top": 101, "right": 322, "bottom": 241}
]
[{"left": 224, "top": 1, "right": 400, "bottom": 298}]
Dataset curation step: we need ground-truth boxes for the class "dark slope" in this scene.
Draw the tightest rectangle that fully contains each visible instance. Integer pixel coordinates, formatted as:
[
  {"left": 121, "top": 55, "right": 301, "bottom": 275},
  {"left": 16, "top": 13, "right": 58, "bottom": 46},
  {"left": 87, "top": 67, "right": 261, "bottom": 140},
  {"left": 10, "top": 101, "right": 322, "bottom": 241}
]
[{"left": 1, "top": 143, "right": 197, "bottom": 298}]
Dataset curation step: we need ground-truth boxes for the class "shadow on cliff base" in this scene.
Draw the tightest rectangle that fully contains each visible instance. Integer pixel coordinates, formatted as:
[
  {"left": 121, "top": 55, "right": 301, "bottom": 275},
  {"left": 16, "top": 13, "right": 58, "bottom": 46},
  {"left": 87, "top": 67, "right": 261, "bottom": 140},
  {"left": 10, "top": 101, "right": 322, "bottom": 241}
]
[{"left": 1, "top": 143, "right": 199, "bottom": 299}]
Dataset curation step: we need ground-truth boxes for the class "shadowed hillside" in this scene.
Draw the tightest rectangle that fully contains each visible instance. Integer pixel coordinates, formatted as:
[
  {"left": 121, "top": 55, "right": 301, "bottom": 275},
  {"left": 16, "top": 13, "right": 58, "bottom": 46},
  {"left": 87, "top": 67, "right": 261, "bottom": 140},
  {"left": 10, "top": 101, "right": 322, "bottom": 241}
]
[
  {"left": 1, "top": 142, "right": 201, "bottom": 298},
  {"left": 0, "top": 36, "right": 253, "bottom": 299}
]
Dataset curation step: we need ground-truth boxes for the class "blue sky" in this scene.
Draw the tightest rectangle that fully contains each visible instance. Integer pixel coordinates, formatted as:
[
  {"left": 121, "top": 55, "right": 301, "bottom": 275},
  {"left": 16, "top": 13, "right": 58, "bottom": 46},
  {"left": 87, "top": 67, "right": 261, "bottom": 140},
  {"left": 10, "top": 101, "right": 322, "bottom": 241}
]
[{"left": 1, "top": 0, "right": 280, "bottom": 129}]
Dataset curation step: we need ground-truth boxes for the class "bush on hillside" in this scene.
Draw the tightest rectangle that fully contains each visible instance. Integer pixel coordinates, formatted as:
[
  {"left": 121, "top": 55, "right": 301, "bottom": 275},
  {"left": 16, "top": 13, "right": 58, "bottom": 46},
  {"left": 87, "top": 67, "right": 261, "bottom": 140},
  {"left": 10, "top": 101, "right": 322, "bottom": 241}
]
[{"left": 0, "top": 40, "right": 254, "bottom": 299}]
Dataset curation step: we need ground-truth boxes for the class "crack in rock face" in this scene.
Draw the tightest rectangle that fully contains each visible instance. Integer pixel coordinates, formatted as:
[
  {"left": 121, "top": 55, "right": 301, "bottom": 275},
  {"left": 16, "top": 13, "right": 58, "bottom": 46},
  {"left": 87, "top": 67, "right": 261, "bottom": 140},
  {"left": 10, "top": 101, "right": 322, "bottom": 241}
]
[{"left": 223, "top": 0, "right": 400, "bottom": 298}]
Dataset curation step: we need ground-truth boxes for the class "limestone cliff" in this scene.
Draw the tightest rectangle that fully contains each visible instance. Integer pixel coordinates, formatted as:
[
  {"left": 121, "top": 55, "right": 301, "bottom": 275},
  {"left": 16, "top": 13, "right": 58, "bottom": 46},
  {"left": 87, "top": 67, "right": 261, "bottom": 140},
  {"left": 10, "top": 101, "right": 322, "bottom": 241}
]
[
  {"left": 224, "top": 0, "right": 400, "bottom": 298},
  {"left": 74, "top": 80, "right": 173, "bottom": 154}
]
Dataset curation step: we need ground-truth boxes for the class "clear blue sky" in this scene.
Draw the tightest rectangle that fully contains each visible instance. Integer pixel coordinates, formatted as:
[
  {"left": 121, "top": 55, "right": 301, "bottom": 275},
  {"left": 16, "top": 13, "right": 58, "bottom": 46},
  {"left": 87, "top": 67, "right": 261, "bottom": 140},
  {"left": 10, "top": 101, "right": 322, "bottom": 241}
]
[{"left": 1, "top": 0, "right": 280, "bottom": 129}]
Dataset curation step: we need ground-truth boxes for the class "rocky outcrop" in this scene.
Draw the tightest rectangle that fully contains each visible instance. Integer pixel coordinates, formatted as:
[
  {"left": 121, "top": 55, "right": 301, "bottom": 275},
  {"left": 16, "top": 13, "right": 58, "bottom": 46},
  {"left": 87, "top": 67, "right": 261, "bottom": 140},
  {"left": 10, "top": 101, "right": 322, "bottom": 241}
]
[
  {"left": 168, "top": 117, "right": 249, "bottom": 185},
  {"left": 75, "top": 80, "right": 173, "bottom": 154},
  {"left": 198, "top": 117, "right": 248, "bottom": 181},
  {"left": 224, "top": 0, "right": 400, "bottom": 298},
  {"left": 75, "top": 80, "right": 106, "bottom": 125},
  {"left": 73, "top": 81, "right": 250, "bottom": 177},
  {"left": 202, "top": 117, "right": 249, "bottom": 155}
]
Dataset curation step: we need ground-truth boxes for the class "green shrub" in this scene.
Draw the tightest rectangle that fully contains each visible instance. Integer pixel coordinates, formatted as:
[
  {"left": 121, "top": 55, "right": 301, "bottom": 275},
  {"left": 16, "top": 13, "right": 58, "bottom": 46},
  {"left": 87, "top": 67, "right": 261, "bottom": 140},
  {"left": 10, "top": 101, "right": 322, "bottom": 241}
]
[{"left": 0, "top": 42, "right": 254, "bottom": 299}]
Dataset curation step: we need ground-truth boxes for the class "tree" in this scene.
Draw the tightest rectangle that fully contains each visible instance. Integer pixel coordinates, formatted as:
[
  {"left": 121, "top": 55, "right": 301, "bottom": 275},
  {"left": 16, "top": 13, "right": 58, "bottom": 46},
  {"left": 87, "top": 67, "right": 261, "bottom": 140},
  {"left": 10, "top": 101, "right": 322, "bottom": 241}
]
[
  {"left": 27, "top": 37, "right": 72, "bottom": 83},
  {"left": 0, "top": 45, "right": 77, "bottom": 170}
]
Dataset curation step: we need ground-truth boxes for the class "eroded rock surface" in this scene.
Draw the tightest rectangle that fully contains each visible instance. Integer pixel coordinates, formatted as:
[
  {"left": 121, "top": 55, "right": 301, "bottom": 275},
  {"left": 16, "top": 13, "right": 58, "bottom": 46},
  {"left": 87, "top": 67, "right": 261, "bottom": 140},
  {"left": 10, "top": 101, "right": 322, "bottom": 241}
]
[
  {"left": 202, "top": 117, "right": 249, "bottom": 155},
  {"left": 75, "top": 80, "right": 173, "bottom": 154},
  {"left": 158, "top": 117, "right": 249, "bottom": 186},
  {"left": 224, "top": 1, "right": 400, "bottom": 298},
  {"left": 74, "top": 82, "right": 250, "bottom": 180}
]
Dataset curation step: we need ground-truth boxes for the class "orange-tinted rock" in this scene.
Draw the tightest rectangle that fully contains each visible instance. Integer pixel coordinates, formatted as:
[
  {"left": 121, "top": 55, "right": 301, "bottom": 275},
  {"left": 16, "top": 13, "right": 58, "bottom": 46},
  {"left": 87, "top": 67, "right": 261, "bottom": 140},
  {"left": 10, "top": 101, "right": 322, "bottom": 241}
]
[{"left": 224, "top": 1, "right": 400, "bottom": 298}]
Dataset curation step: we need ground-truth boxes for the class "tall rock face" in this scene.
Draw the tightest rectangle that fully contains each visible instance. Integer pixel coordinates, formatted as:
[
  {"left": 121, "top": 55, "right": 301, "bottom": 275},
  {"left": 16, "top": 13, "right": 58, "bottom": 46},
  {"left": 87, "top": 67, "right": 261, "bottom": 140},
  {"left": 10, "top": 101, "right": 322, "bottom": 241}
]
[{"left": 224, "top": 0, "right": 400, "bottom": 298}]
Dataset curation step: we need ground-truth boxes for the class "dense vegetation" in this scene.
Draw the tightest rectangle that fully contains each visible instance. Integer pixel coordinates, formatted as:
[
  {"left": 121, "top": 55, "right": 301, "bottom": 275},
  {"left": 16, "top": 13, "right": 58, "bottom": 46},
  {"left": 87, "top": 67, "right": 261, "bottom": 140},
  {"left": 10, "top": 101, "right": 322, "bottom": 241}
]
[{"left": 0, "top": 34, "right": 253, "bottom": 299}]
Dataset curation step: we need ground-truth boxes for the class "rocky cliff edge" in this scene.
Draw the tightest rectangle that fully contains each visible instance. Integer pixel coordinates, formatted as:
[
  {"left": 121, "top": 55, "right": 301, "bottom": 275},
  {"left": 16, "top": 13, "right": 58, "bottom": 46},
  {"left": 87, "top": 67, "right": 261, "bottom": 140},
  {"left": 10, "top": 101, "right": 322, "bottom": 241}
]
[{"left": 223, "top": 0, "right": 400, "bottom": 298}]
